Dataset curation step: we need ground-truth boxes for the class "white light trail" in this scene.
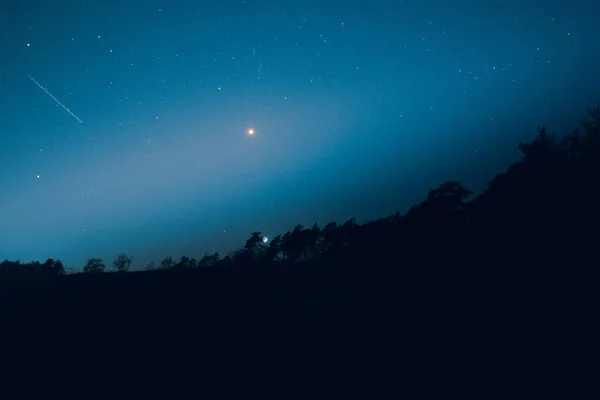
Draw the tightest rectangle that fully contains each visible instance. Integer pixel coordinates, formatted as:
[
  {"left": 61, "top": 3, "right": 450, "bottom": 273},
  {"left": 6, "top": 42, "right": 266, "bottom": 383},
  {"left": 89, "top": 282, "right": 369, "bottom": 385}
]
[{"left": 28, "top": 75, "right": 83, "bottom": 124}]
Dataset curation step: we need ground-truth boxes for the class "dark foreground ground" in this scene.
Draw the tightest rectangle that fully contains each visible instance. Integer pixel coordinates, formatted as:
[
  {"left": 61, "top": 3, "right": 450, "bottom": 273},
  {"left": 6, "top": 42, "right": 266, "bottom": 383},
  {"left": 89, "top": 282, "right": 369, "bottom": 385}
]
[{"left": 0, "top": 266, "right": 416, "bottom": 380}]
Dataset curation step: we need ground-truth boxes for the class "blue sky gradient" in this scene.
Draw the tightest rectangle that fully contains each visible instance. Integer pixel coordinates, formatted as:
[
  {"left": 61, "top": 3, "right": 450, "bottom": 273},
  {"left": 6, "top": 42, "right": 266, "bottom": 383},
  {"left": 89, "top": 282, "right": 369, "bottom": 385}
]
[{"left": 1, "top": 0, "right": 599, "bottom": 269}]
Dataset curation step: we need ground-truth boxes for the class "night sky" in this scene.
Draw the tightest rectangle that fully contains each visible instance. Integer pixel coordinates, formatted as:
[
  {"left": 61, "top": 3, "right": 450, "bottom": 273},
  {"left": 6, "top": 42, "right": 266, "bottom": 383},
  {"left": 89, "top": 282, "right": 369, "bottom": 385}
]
[{"left": 1, "top": 0, "right": 599, "bottom": 270}]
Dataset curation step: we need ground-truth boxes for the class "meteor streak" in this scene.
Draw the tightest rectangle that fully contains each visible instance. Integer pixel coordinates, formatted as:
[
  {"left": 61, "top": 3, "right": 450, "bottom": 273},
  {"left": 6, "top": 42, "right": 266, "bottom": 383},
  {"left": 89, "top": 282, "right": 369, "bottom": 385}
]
[{"left": 28, "top": 75, "right": 83, "bottom": 124}]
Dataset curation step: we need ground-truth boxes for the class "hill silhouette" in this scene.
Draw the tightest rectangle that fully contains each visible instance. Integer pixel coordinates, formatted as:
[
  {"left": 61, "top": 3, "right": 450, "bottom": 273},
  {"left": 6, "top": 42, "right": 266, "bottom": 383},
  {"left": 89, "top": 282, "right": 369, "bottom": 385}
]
[{"left": 2, "top": 107, "right": 598, "bottom": 374}]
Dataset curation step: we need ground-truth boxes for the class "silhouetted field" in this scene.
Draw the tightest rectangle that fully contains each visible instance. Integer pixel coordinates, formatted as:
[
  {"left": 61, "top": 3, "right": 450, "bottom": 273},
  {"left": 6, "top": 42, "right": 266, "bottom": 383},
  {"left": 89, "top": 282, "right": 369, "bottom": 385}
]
[{"left": 3, "top": 107, "right": 599, "bottom": 355}]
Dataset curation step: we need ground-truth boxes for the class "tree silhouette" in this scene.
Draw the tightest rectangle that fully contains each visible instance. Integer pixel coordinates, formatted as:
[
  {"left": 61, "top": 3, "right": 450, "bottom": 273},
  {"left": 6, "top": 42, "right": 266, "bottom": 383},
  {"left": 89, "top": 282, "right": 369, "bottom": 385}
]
[
  {"left": 244, "top": 231, "right": 264, "bottom": 252},
  {"left": 581, "top": 106, "right": 600, "bottom": 152},
  {"left": 320, "top": 221, "right": 342, "bottom": 256},
  {"left": 199, "top": 252, "right": 220, "bottom": 267},
  {"left": 174, "top": 256, "right": 195, "bottom": 269},
  {"left": 220, "top": 254, "right": 232, "bottom": 266},
  {"left": 264, "top": 235, "right": 283, "bottom": 264},
  {"left": 340, "top": 218, "right": 358, "bottom": 244},
  {"left": 279, "top": 225, "right": 305, "bottom": 262},
  {"left": 304, "top": 223, "right": 322, "bottom": 259},
  {"left": 42, "top": 258, "right": 65, "bottom": 276},
  {"left": 240, "top": 231, "right": 266, "bottom": 265},
  {"left": 145, "top": 262, "right": 157, "bottom": 271},
  {"left": 160, "top": 256, "right": 174, "bottom": 269},
  {"left": 178, "top": 256, "right": 190, "bottom": 268},
  {"left": 113, "top": 253, "right": 132, "bottom": 272},
  {"left": 0, "top": 258, "right": 65, "bottom": 278},
  {"left": 423, "top": 181, "right": 472, "bottom": 212},
  {"left": 518, "top": 126, "right": 558, "bottom": 165},
  {"left": 83, "top": 258, "right": 105, "bottom": 273}
]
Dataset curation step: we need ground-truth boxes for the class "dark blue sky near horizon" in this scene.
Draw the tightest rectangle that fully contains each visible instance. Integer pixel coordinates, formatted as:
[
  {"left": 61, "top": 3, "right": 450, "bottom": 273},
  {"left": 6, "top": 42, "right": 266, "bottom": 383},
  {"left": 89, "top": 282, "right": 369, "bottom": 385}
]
[{"left": 1, "top": 0, "right": 599, "bottom": 270}]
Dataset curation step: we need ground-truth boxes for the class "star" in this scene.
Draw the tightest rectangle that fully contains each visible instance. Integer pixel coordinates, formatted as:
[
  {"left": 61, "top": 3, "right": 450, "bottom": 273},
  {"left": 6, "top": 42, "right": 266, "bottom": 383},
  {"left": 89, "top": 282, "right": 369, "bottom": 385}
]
[{"left": 248, "top": 128, "right": 255, "bottom": 136}]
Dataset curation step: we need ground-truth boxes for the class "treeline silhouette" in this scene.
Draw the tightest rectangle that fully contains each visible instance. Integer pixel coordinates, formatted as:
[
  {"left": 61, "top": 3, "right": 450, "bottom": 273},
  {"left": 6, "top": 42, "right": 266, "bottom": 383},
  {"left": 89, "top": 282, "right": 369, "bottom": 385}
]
[{"left": 2, "top": 107, "right": 599, "bottom": 314}]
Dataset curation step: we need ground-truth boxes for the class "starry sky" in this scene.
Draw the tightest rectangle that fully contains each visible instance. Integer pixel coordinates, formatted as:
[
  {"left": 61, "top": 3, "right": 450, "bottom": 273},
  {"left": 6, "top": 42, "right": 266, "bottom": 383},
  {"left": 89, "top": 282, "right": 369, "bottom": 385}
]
[{"left": 1, "top": 0, "right": 599, "bottom": 270}]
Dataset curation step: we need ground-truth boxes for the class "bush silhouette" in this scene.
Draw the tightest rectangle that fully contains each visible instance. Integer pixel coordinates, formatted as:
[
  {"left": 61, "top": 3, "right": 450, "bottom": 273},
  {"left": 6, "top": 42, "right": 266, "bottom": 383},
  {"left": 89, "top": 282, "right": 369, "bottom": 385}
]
[{"left": 83, "top": 258, "right": 105, "bottom": 273}]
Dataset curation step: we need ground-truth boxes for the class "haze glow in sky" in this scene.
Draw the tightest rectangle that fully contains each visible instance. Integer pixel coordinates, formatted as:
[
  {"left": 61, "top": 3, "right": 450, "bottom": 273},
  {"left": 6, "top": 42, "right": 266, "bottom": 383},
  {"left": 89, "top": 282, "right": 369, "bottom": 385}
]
[{"left": 1, "top": 0, "right": 599, "bottom": 269}]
